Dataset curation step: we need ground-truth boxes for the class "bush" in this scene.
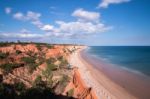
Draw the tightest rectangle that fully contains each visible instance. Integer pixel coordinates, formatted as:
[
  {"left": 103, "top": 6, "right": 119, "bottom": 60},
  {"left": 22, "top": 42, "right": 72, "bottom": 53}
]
[
  {"left": 67, "top": 88, "right": 74, "bottom": 97},
  {"left": 33, "top": 75, "right": 45, "bottom": 88},
  {"left": 0, "top": 63, "right": 21, "bottom": 72},
  {"left": 21, "top": 57, "right": 38, "bottom": 73},
  {"left": 47, "top": 63, "right": 56, "bottom": 71},
  {"left": 46, "top": 58, "right": 57, "bottom": 71},
  {"left": 22, "top": 57, "right": 36, "bottom": 64},
  {"left": 45, "top": 44, "right": 53, "bottom": 49},
  {"left": 46, "top": 58, "right": 56, "bottom": 64},
  {"left": 0, "top": 42, "right": 9, "bottom": 47},
  {"left": 16, "top": 50, "right": 22, "bottom": 55},
  {"left": 60, "top": 75, "right": 70, "bottom": 87},
  {"left": 58, "top": 56, "right": 68, "bottom": 68},
  {"left": 28, "top": 64, "right": 38, "bottom": 73},
  {"left": 0, "top": 52, "right": 9, "bottom": 59},
  {"left": 14, "top": 82, "right": 25, "bottom": 92}
]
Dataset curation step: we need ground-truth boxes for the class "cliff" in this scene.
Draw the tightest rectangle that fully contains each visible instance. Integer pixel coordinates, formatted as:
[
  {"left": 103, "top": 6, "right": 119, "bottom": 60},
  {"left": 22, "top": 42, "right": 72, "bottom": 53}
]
[
  {"left": 0, "top": 42, "right": 97, "bottom": 99},
  {"left": 64, "top": 68, "right": 97, "bottom": 99}
]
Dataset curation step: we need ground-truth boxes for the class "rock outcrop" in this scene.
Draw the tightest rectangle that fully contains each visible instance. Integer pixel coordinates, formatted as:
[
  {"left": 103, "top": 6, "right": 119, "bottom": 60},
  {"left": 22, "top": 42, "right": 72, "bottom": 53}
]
[{"left": 64, "top": 68, "right": 97, "bottom": 99}]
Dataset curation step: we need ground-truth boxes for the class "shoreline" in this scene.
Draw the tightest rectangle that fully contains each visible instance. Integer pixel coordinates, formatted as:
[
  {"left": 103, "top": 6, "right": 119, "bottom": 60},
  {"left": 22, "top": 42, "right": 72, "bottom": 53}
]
[
  {"left": 69, "top": 46, "right": 136, "bottom": 99},
  {"left": 70, "top": 46, "right": 150, "bottom": 99}
]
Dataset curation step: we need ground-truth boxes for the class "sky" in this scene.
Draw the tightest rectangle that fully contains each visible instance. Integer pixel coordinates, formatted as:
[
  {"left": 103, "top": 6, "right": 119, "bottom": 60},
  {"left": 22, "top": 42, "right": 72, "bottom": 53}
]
[{"left": 0, "top": 0, "right": 150, "bottom": 46}]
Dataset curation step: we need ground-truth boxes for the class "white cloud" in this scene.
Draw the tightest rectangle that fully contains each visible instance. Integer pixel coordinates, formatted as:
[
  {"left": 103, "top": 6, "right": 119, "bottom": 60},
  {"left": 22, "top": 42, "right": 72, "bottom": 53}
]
[
  {"left": 52, "top": 9, "right": 111, "bottom": 37},
  {"left": 26, "top": 11, "right": 41, "bottom": 21},
  {"left": 0, "top": 29, "right": 43, "bottom": 38},
  {"left": 13, "top": 11, "right": 44, "bottom": 28},
  {"left": 13, "top": 12, "right": 25, "bottom": 20},
  {"left": 72, "top": 8, "right": 100, "bottom": 22},
  {"left": 9, "top": 9, "right": 111, "bottom": 39},
  {"left": 5, "top": 7, "right": 12, "bottom": 14},
  {"left": 54, "top": 21, "right": 111, "bottom": 37},
  {"left": 41, "top": 24, "right": 54, "bottom": 31},
  {"left": 98, "top": 0, "right": 130, "bottom": 8},
  {"left": 13, "top": 11, "right": 41, "bottom": 21},
  {"left": 31, "top": 20, "right": 43, "bottom": 28}
]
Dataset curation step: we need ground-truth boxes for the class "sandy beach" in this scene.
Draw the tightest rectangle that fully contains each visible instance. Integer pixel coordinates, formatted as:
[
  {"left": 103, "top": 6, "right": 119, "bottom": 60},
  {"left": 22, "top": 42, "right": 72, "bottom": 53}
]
[{"left": 69, "top": 47, "right": 150, "bottom": 99}]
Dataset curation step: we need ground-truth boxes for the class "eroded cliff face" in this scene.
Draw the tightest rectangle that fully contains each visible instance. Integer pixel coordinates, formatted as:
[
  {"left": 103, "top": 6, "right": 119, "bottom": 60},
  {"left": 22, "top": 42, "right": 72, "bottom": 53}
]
[
  {"left": 0, "top": 43, "right": 97, "bottom": 99},
  {"left": 64, "top": 68, "right": 97, "bottom": 99}
]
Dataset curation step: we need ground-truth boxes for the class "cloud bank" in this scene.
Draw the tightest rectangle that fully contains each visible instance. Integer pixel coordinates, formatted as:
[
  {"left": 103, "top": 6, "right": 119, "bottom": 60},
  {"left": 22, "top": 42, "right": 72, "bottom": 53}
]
[{"left": 2, "top": 8, "right": 111, "bottom": 39}]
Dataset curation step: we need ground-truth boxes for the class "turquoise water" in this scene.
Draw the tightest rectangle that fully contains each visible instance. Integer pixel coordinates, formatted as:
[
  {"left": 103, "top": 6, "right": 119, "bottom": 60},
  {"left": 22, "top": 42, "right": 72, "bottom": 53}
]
[{"left": 87, "top": 46, "right": 150, "bottom": 77}]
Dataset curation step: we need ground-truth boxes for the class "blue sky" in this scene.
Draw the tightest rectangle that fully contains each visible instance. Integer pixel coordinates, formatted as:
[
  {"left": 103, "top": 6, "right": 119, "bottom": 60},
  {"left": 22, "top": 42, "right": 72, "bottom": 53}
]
[{"left": 0, "top": 0, "right": 150, "bottom": 46}]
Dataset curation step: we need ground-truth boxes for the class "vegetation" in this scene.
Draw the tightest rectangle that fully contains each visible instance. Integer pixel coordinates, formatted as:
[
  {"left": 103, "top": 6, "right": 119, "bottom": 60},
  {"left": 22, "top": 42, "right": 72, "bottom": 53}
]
[
  {"left": 58, "top": 56, "right": 69, "bottom": 68},
  {"left": 21, "top": 57, "right": 38, "bottom": 73},
  {"left": 46, "top": 58, "right": 57, "bottom": 71},
  {"left": 0, "top": 63, "right": 21, "bottom": 72},
  {"left": 67, "top": 88, "right": 74, "bottom": 97},
  {"left": 46, "top": 58, "right": 56, "bottom": 64},
  {"left": 34, "top": 76, "right": 42, "bottom": 85},
  {"left": 37, "top": 56, "right": 45, "bottom": 65},
  {"left": 16, "top": 50, "right": 22, "bottom": 55},
  {"left": 33, "top": 75, "right": 47, "bottom": 89},
  {"left": 14, "top": 82, "right": 25, "bottom": 93},
  {"left": 42, "top": 67, "right": 53, "bottom": 81},
  {"left": 0, "top": 82, "right": 73, "bottom": 99},
  {"left": 22, "top": 57, "right": 36, "bottom": 64},
  {"left": 60, "top": 75, "right": 70, "bottom": 86},
  {"left": 0, "top": 52, "right": 9, "bottom": 59},
  {"left": 0, "top": 42, "right": 74, "bottom": 99},
  {"left": 0, "top": 42, "right": 14, "bottom": 47}
]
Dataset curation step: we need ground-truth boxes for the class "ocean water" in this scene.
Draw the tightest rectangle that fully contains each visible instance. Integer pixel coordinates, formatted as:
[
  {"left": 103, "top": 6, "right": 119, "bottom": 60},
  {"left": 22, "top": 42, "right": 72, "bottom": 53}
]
[{"left": 86, "top": 46, "right": 150, "bottom": 77}]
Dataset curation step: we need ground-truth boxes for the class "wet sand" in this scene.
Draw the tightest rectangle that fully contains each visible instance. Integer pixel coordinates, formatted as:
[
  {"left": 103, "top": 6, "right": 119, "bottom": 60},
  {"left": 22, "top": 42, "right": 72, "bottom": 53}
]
[{"left": 69, "top": 47, "right": 150, "bottom": 99}]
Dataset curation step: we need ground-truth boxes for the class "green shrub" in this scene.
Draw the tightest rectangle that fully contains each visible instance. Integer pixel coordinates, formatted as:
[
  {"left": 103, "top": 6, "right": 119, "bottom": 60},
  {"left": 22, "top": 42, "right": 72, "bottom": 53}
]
[
  {"left": 0, "top": 52, "right": 9, "bottom": 59},
  {"left": 28, "top": 64, "right": 38, "bottom": 73},
  {"left": 37, "top": 57, "right": 45, "bottom": 65},
  {"left": 0, "top": 63, "right": 21, "bottom": 72},
  {"left": 14, "top": 82, "right": 25, "bottom": 92},
  {"left": 67, "top": 88, "right": 74, "bottom": 97},
  {"left": 42, "top": 67, "right": 53, "bottom": 87},
  {"left": 60, "top": 75, "right": 70, "bottom": 87},
  {"left": 58, "top": 56, "right": 68, "bottom": 68},
  {"left": 21, "top": 57, "right": 38, "bottom": 73},
  {"left": 46, "top": 58, "right": 56, "bottom": 64},
  {"left": 16, "top": 50, "right": 22, "bottom": 55},
  {"left": 21, "top": 57, "right": 36, "bottom": 64},
  {"left": 34, "top": 75, "right": 43, "bottom": 87},
  {"left": 47, "top": 63, "right": 56, "bottom": 71},
  {"left": 45, "top": 44, "right": 53, "bottom": 49},
  {"left": 0, "top": 42, "right": 9, "bottom": 47}
]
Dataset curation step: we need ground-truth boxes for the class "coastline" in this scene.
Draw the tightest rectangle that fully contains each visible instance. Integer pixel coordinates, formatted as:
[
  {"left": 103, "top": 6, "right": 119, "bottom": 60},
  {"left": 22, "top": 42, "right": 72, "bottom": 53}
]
[
  {"left": 81, "top": 47, "right": 150, "bottom": 99},
  {"left": 77, "top": 48, "right": 150, "bottom": 99},
  {"left": 69, "top": 46, "right": 150, "bottom": 99},
  {"left": 69, "top": 46, "right": 136, "bottom": 99}
]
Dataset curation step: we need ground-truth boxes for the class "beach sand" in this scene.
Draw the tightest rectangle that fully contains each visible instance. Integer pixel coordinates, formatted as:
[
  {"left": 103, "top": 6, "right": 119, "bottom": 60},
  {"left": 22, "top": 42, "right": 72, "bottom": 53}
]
[{"left": 69, "top": 47, "right": 150, "bottom": 99}]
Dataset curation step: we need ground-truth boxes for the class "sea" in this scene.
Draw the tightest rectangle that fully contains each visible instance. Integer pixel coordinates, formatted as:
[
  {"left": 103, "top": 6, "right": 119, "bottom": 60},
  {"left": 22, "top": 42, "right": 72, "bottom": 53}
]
[{"left": 86, "top": 46, "right": 150, "bottom": 77}]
